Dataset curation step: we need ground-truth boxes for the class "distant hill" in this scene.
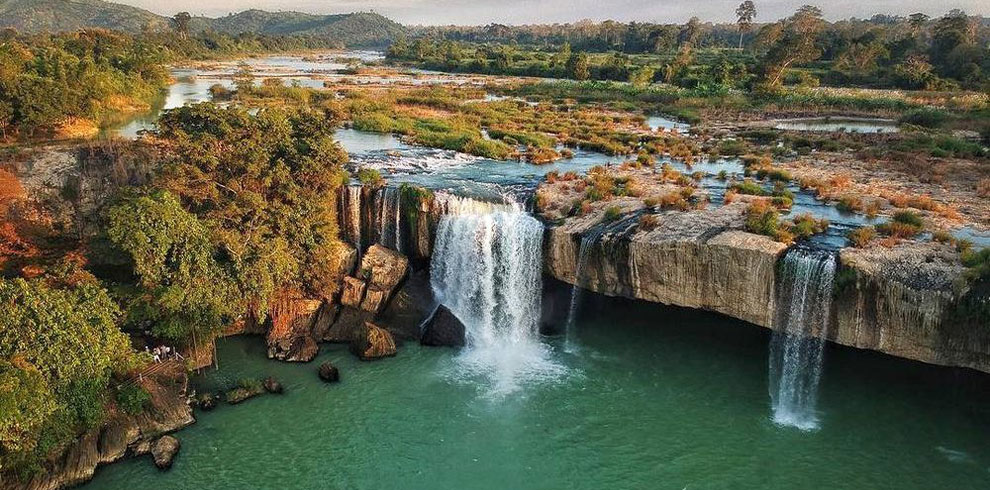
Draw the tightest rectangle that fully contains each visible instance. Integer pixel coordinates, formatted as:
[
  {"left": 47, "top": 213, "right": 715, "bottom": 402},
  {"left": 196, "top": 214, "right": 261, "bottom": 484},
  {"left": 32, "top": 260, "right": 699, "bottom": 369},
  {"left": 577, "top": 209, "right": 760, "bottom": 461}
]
[
  {"left": 0, "top": 0, "right": 168, "bottom": 33},
  {"left": 0, "top": 0, "right": 405, "bottom": 46},
  {"left": 203, "top": 10, "right": 406, "bottom": 46}
]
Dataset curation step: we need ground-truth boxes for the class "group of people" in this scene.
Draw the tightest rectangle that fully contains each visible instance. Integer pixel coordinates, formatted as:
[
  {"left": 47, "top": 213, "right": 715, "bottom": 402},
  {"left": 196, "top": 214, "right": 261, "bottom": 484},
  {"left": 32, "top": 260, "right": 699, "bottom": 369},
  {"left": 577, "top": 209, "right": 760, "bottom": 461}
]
[{"left": 146, "top": 345, "right": 177, "bottom": 363}]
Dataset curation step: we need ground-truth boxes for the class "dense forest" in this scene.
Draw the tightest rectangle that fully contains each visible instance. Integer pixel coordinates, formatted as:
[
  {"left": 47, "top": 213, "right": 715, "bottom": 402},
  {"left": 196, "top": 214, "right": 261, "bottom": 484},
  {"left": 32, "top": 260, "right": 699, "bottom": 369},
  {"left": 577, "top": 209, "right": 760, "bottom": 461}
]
[{"left": 391, "top": 8, "right": 990, "bottom": 91}]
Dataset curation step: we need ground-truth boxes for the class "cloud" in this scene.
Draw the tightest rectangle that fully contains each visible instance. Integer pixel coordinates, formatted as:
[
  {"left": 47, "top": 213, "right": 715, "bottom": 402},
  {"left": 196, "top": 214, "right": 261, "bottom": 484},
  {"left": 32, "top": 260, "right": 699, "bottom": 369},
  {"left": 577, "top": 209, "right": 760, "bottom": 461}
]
[{"left": 120, "top": 0, "right": 990, "bottom": 25}]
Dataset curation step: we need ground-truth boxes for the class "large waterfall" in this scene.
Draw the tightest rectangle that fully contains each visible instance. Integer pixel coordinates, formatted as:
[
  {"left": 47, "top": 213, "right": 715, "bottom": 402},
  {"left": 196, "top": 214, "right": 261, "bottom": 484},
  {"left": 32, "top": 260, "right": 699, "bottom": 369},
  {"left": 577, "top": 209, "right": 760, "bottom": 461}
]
[
  {"left": 375, "top": 187, "right": 403, "bottom": 254},
  {"left": 430, "top": 192, "right": 564, "bottom": 395},
  {"left": 769, "top": 247, "right": 837, "bottom": 430}
]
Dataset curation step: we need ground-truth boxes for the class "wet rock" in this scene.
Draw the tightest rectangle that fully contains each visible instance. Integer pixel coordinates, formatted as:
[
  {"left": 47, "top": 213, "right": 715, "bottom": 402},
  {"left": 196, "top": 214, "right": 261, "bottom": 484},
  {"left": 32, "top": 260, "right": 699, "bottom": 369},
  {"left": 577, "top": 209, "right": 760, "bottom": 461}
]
[
  {"left": 341, "top": 276, "right": 367, "bottom": 307},
  {"left": 377, "top": 270, "right": 436, "bottom": 341},
  {"left": 263, "top": 376, "right": 284, "bottom": 394},
  {"left": 266, "top": 296, "right": 322, "bottom": 362},
  {"left": 318, "top": 362, "right": 340, "bottom": 383},
  {"left": 151, "top": 435, "right": 180, "bottom": 470},
  {"left": 268, "top": 334, "right": 318, "bottom": 363},
  {"left": 196, "top": 393, "right": 217, "bottom": 411},
  {"left": 322, "top": 306, "right": 373, "bottom": 343},
  {"left": 349, "top": 322, "right": 397, "bottom": 361},
  {"left": 225, "top": 381, "right": 264, "bottom": 405},
  {"left": 421, "top": 305, "right": 466, "bottom": 347}
]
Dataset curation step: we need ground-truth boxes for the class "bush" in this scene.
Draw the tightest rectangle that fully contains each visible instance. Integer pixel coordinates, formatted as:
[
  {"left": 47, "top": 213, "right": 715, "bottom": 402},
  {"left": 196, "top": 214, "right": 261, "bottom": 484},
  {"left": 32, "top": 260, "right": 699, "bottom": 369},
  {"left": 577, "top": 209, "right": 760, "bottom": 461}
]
[
  {"left": 730, "top": 179, "right": 767, "bottom": 196},
  {"left": 115, "top": 385, "right": 151, "bottom": 415},
  {"left": 744, "top": 201, "right": 780, "bottom": 240},
  {"left": 898, "top": 109, "right": 949, "bottom": 129},
  {"left": 603, "top": 206, "right": 622, "bottom": 222},
  {"left": 847, "top": 226, "right": 876, "bottom": 247},
  {"left": 356, "top": 168, "right": 384, "bottom": 187},
  {"left": 836, "top": 195, "right": 863, "bottom": 213}
]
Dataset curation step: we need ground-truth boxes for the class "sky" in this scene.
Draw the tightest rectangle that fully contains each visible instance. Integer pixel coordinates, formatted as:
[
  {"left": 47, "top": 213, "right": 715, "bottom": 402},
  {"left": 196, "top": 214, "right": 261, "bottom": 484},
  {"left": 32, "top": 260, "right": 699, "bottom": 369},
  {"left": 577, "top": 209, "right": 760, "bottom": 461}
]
[{"left": 116, "top": 0, "right": 990, "bottom": 25}]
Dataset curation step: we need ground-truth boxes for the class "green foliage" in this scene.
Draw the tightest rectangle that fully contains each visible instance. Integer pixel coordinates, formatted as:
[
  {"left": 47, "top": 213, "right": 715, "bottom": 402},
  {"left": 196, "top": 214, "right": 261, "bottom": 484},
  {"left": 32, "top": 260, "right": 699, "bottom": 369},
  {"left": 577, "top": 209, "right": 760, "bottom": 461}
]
[
  {"left": 107, "top": 190, "right": 237, "bottom": 342},
  {"left": 357, "top": 168, "right": 385, "bottom": 187},
  {"left": 115, "top": 385, "right": 151, "bottom": 416},
  {"left": 153, "top": 103, "right": 349, "bottom": 311},
  {"left": 961, "top": 248, "right": 990, "bottom": 280},
  {"left": 0, "top": 276, "right": 131, "bottom": 475},
  {"left": 603, "top": 206, "right": 622, "bottom": 223},
  {"left": 899, "top": 108, "right": 949, "bottom": 129}
]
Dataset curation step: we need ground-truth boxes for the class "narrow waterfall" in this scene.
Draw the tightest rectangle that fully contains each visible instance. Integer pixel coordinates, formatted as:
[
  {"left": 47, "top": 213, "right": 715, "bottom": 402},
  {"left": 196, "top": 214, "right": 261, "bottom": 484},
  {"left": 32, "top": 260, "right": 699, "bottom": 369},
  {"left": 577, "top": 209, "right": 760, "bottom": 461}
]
[
  {"left": 374, "top": 187, "right": 402, "bottom": 253},
  {"left": 430, "top": 192, "right": 564, "bottom": 395},
  {"left": 563, "top": 229, "right": 604, "bottom": 353},
  {"left": 768, "top": 247, "right": 837, "bottom": 430},
  {"left": 339, "top": 185, "right": 363, "bottom": 258}
]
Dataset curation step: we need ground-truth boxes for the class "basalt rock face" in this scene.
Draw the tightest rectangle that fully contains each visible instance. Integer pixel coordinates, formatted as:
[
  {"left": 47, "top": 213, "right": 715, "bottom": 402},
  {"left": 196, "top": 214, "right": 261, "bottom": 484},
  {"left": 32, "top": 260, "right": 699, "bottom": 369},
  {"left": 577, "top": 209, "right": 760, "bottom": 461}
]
[
  {"left": 266, "top": 296, "right": 323, "bottom": 362},
  {"left": 421, "top": 304, "right": 466, "bottom": 347},
  {"left": 350, "top": 322, "right": 397, "bottom": 360},
  {"left": 377, "top": 269, "right": 436, "bottom": 341},
  {"left": 833, "top": 242, "right": 990, "bottom": 373},
  {"left": 544, "top": 204, "right": 786, "bottom": 329},
  {"left": 5, "top": 370, "right": 193, "bottom": 490}
]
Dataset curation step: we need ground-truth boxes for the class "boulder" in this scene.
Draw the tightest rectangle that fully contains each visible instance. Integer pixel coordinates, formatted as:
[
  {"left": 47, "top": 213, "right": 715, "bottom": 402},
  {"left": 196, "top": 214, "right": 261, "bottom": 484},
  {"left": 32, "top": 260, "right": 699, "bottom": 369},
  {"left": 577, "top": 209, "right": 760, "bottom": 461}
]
[
  {"left": 196, "top": 393, "right": 217, "bottom": 411},
  {"left": 349, "top": 322, "right": 397, "bottom": 361},
  {"left": 341, "top": 276, "right": 367, "bottom": 307},
  {"left": 262, "top": 376, "right": 284, "bottom": 394},
  {"left": 151, "top": 435, "right": 180, "bottom": 470},
  {"left": 322, "top": 307, "right": 373, "bottom": 343},
  {"left": 360, "top": 244, "right": 409, "bottom": 295},
  {"left": 309, "top": 303, "right": 340, "bottom": 342},
  {"left": 268, "top": 335, "right": 318, "bottom": 363},
  {"left": 421, "top": 305, "right": 466, "bottom": 347},
  {"left": 359, "top": 286, "right": 388, "bottom": 313},
  {"left": 318, "top": 362, "right": 340, "bottom": 383},
  {"left": 377, "top": 270, "right": 437, "bottom": 341}
]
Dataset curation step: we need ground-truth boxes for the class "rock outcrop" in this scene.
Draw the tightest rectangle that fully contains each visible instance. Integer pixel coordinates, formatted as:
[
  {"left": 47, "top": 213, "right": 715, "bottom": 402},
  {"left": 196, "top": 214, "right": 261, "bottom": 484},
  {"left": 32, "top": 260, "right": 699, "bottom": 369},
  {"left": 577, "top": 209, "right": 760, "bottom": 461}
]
[
  {"left": 266, "top": 295, "right": 323, "bottom": 362},
  {"left": 318, "top": 362, "right": 340, "bottom": 383},
  {"left": 544, "top": 204, "right": 786, "bottom": 329},
  {"left": 150, "top": 436, "right": 180, "bottom": 470},
  {"left": 5, "top": 369, "right": 193, "bottom": 490},
  {"left": 833, "top": 242, "right": 989, "bottom": 373},
  {"left": 421, "top": 305, "right": 466, "bottom": 347},
  {"left": 349, "top": 322, "right": 398, "bottom": 360},
  {"left": 377, "top": 270, "right": 436, "bottom": 341},
  {"left": 544, "top": 203, "right": 990, "bottom": 373}
]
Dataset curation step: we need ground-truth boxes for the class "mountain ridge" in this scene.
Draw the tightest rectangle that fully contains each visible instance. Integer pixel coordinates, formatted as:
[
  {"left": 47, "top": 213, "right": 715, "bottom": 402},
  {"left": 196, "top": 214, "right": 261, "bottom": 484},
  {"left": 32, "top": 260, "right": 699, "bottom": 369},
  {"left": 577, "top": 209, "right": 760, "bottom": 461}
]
[{"left": 0, "top": 0, "right": 405, "bottom": 46}]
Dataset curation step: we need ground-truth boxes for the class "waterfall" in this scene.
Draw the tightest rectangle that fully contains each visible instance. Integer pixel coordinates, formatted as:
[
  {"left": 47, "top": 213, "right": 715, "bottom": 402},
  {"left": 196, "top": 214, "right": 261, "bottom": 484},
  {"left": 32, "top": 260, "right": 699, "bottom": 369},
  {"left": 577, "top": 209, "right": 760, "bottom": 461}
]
[
  {"left": 768, "top": 247, "right": 837, "bottom": 430},
  {"left": 375, "top": 187, "right": 402, "bottom": 254},
  {"left": 430, "top": 193, "right": 564, "bottom": 395},
  {"left": 339, "top": 185, "right": 362, "bottom": 256},
  {"left": 562, "top": 228, "right": 604, "bottom": 353}
]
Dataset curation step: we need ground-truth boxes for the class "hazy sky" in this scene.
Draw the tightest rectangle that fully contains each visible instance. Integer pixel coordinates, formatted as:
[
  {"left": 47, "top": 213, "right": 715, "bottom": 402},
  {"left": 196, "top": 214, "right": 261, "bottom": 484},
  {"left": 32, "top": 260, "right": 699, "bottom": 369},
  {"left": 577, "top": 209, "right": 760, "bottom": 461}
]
[{"left": 116, "top": 0, "right": 990, "bottom": 25}]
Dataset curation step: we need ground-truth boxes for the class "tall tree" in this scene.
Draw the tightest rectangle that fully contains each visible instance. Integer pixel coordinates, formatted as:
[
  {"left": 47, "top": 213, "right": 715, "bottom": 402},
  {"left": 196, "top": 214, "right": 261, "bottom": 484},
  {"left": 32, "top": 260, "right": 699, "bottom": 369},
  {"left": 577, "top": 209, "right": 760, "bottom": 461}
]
[
  {"left": 736, "top": 1, "right": 757, "bottom": 49},
  {"left": 171, "top": 12, "right": 191, "bottom": 38},
  {"left": 756, "top": 5, "right": 826, "bottom": 87}
]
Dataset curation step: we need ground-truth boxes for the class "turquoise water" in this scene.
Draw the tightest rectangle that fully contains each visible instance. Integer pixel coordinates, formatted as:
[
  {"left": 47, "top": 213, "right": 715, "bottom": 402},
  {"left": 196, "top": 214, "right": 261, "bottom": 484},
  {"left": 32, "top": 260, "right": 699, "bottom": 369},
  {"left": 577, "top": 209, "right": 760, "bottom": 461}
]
[{"left": 86, "top": 294, "right": 990, "bottom": 489}]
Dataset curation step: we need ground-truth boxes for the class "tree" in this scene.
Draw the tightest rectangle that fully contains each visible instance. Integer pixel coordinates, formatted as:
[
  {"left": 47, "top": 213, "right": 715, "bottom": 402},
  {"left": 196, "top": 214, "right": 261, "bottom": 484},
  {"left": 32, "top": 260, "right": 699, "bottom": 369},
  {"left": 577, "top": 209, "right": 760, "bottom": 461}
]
[
  {"left": 629, "top": 66, "right": 656, "bottom": 88},
  {"left": 736, "top": 1, "right": 757, "bottom": 49},
  {"left": 566, "top": 52, "right": 590, "bottom": 80},
  {"left": 107, "top": 191, "right": 238, "bottom": 342},
  {"left": 552, "top": 42, "right": 571, "bottom": 69},
  {"left": 171, "top": 12, "right": 191, "bottom": 38},
  {"left": 756, "top": 5, "right": 826, "bottom": 87}
]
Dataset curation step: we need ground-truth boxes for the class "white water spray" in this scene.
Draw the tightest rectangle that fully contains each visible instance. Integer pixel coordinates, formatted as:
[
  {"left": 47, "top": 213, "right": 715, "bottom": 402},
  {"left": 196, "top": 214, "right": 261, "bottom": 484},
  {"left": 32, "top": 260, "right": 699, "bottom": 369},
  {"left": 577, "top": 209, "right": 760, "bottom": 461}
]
[
  {"left": 769, "top": 247, "right": 837, "bottom": 430},
  {"left": 430, "top": 193, "right": 565, "bottom": 396}
]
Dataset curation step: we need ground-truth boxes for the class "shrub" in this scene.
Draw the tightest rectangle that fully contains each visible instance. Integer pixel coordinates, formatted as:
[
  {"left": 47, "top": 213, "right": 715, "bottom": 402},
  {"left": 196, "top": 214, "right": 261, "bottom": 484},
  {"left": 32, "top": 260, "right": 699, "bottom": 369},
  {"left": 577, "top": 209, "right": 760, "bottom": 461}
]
[
  {"left": 892, "top": 210, "right": 924, "bottom": 228},
  {"left": 730, "top": 179, "right": 766, "bottom": 196},
  {"left": 744, "top": 201, "right": 780, "bottom": 239},
  {"left": 356, "top": 168, "right": 384, "bottom": 187},
  {"left": 977, "top": 179, "right": 990, "bottom": 198},
  {"left": 898, "top": 109, "right": 949, "bottom": 129},
  {"left": 639, "top": 214, "right": 660, "bottom": 230},
  {"left": 847, "top": 226, "right": 876, "bottom": 247},
  {"left": 836, "top": 195, "right": 863, "bottom": 213},
  {"left": 603, "top": 206, "right": 622, "bottom": 222},
  {"left": 115, "top": 385, "right": 150, "bottom": 415}
]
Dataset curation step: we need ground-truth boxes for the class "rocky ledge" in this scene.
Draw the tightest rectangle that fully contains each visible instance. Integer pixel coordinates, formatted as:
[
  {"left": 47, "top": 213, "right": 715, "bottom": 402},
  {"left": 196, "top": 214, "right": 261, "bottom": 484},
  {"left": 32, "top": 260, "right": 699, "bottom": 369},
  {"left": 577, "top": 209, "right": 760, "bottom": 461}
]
[
  {"left": 5, "top": 368, "right": 194, "bottom": 490},
  {"left": 543, "top": 202, "right": 990, "bottom": 374}
]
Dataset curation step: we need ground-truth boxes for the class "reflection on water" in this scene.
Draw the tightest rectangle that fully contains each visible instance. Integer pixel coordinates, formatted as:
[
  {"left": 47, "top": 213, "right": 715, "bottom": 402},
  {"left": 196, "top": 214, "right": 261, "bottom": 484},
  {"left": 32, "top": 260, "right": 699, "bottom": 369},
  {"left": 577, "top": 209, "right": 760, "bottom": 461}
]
[{"left": 774, "top": 118, "right": 899, "bottom": 134}]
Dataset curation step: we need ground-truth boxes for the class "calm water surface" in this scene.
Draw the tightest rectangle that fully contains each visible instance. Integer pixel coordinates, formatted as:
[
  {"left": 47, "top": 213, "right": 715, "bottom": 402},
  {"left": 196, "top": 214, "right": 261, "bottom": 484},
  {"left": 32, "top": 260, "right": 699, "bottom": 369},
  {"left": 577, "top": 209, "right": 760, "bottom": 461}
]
[{"left": 86, "top": 295, "right": 990, "bottom": 490}]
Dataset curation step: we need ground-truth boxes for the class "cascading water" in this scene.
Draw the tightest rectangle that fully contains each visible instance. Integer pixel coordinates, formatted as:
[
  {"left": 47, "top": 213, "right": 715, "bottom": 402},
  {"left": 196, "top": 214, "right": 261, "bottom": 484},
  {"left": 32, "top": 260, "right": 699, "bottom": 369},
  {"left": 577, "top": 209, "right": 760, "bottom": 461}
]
[
  {"left": 430, "top": 192, "right": 565, "bottom": 395},
  {"left": 562, "top": 228, "right": 605, "bottom": 353},
  {"left": 768, "top": 247, "right": 837, "bottom": 430},
  {"left": 339, "top": 185, "right": 363, "bottom": 259},
  {"left": 375, "top": 187, "right": 402, "bottom": 253}
]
